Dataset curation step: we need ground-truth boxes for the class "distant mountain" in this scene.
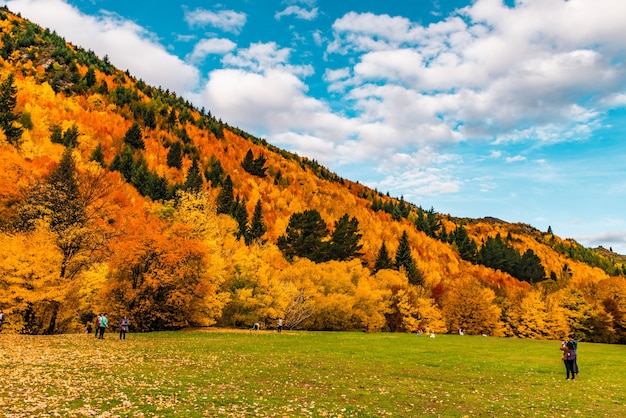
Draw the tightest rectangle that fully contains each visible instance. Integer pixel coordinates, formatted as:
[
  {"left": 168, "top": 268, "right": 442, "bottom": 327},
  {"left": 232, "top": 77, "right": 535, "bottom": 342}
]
[{"left": 0, "top": 7, "right": 624, "bottom": 343}]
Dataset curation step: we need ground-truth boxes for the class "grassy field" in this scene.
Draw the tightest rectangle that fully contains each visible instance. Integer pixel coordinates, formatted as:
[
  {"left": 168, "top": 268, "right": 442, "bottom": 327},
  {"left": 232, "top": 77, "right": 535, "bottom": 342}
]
[{"left": 0, "top": 329, "right": 624, "bottom": 417}]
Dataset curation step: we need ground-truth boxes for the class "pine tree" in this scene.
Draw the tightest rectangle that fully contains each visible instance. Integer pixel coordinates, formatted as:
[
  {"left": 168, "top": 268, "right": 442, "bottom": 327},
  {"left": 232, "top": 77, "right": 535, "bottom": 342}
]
[
  {"left": 216, "top": 175, "right": 234, "bottom": 215},
  {"left": 451, "top": 224, "right": 478, "bottom": 263},
  {"left": 241, "top": 149, "right": 268, "bottom": 177},
  {"left": 395, "top": 231, "right": 422, "bottom": 285},
  {"left": 205, "top": 155, "right": 224, "bottom": 187},
  {"left": 62, "top": 124, "right": 79, "bottom": 148},
  {"left": 516, "top": 249, "right": 546, "bottom": 283},
  {"left": 0, "top": 73, "right": 24, "bottom": 147},
  {"left": 252, "top": 153, "right": 267, "bottom": 177},
  {"left": 89, "top": 143, "right": 105, "bottom": 167},
  {"left": 249, "top": 200, "right": 267, "bottom": 244},
  {"left": 131, "top": 158, "right": 151, "bottom": 196},
  {"left": 123, "top": 121, "right": 144, "bottom": 149},
  {"left": 232, "top": 196, "right": 249, "bottom": 243},
  {"left": 241, "top": 149, "right": 255, "bottom": 173},
  {"left": 328, "top": 214, "right": 363, "bottom": 261},
  {"left": 395, "top": 231, "right": 413, "bottom": 270},
  {"left": 167, "top": 108, "right": 177, "bottom": 131},
  {"left": 146, "top": 173, "right": 168, "bottom": 201},
  {"left": 51, "top": 126, "right": 63, "bottom": 145},
  {"left": 110, "top": 146, "right": 136, "bottom": 182},
  {"left": 277, "top": 209, "right": 329, "bottom": 262},
  {"left": 166, "top": 141, "right": 182, "bottom": 169},
  {"left": 374, "top": 242, "right": 394, "bottom": 272},
  {"left": 183, "top": 158, "right": 203, "bottom": 192},
  {"left": 83, "top": 67, "right": 96, "bottom": 88}
]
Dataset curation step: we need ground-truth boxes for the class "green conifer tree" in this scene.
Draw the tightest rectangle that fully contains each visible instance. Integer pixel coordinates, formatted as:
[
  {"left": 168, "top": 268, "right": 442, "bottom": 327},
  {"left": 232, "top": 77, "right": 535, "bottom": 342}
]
[
  {"left": 0, "top": 73, "right": 23, "bottom": 147},
  {"left": 183, "top": 158, "right": 203, "bottom": 193},
  {"left": 328, "top": 214, "right": 363, "bottom": 261},
  {"left": 374, "top": 242, "right": 394, "bottom": 272},
  {"left": 123, "top": 121, "right": 144, "bottom": 149},
  {"left": 216, "top": 175, "right": 234, "bottom": 215},
  {"left": 166, "top": 142, "right": 183, "bottom": 169},
  {"left": 249, "top": 200, "right": 267, "bottom": 244}
]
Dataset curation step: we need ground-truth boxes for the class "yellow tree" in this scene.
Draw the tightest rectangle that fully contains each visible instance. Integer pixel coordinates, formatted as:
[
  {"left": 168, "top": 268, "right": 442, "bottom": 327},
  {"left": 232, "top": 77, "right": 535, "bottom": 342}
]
[
  {"left": 441, "top": 277, "right": 504, "bottom": 336},
  {"left": 0, "top": 224, "right": 84, "bottom": 333},
  {"left": 352, "top": 273, "right": 393, "bottom": 332},
  {"left": 506, "top": 289, "right": 549, "bottom": 339}
]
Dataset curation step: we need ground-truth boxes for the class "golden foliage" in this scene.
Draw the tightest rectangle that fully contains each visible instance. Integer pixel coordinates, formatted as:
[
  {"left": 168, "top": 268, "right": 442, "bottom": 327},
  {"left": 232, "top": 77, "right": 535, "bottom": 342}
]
[{"left": 0, "top": 10, "right": 622, "bottom": 341}]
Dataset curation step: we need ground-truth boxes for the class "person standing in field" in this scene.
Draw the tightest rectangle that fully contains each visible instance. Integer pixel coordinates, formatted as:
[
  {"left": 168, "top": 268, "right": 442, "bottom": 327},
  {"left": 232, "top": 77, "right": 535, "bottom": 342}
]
[
  {"left": 119, "top": 315, "right": 129, "bottom": 340},
  {"left": 94, "top": 314, "right": 101, "bottom": 339},
  {"left": 98, "top": 313, "right": 108, "bottom": 339},
  {"left": 277, "top": 318, "right": 283, "bottom": 333},
  {"left": 568, "top": 334, "right": 579, "bottom": 377},
  {"left": 0, "top": 308, "right": 6, "bottom": 332},
  {"left": 560, "top": 339, "right": 577, "bottom": 380}
]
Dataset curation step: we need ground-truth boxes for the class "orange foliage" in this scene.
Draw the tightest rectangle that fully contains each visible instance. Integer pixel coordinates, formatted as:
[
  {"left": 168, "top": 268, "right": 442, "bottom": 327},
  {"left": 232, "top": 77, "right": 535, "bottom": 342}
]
[{"left": 0, "top": 9, "right": 621, "bottom": 340}]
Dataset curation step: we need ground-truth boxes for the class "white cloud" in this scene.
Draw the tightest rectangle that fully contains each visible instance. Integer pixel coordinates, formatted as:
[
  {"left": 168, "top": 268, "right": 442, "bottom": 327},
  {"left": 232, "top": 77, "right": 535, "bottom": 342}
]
[
  {"left": 4, "top": 0, "right": 200, "bottom": 95},
  {"left": 275, "top": 5, "right": 318, "bottom": 21},
  {"left": 183, "top": 8, "right": 246, "bottom": 34},
  {"left": 186, "top": 38, "right": 236, "bottom": 63},
  {"left": 505, "top": 155, "right": 526, "bottom": 163},
  {"left": 324, "top": 0, "right": 626, "bottom": 159},
  {"left": 220, "top": 42, "right": 314, "bottom": 78}
]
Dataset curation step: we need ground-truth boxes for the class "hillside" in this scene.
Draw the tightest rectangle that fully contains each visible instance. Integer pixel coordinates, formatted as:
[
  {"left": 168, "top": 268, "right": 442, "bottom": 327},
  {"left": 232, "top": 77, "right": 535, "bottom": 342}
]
[{"left": 0, "top": 7, "right": 624, "bottom": 343}]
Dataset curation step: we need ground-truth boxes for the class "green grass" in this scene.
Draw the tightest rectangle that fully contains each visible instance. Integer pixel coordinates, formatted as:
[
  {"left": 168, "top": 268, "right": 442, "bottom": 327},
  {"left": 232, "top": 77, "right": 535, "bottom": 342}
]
[{"left": 1, "top": 330, "right": 624, "bottom": 417}]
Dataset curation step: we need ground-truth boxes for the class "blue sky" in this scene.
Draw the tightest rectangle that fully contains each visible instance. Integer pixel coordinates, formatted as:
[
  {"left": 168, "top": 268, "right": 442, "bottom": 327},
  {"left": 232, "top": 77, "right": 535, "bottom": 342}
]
[{"left": 3, "top": 0, "right": 626, "bottom": 253}]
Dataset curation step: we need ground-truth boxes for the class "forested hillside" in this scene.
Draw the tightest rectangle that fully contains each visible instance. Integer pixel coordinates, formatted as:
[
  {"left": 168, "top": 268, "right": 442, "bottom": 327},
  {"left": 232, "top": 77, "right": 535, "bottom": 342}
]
[{"left": 1, "top": 7, "right": 625, "bottom": 343}]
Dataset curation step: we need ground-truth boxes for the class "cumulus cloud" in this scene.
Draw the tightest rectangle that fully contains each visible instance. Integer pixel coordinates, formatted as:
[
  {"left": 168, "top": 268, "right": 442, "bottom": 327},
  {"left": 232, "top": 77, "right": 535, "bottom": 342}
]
[
  {"left": 186, "top": 38, "right": 236, "bottom": 63},
  {"left": 275, "top": 5, "right": 318, "bottom": 21},
  {"left": 183, "top": 8, "right": 246, "bottom": 34},
  {"left": 4, "top": 0, "right": 199, "bottom": 95},
  {"left": 327, "top": 0, "right": 626, "bottom": 153}
]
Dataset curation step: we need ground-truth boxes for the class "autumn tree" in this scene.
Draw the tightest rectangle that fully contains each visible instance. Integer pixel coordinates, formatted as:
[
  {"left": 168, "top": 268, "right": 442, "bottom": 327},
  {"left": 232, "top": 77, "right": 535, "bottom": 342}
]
[
  {"left": 441, "top": 277, "right": 503, "bottom": 336},
  {"left": 104, "top": 216, "right": 214, "bottom": 331},
  {"left": 14, "top": 150, "right": 114, "bottom": 333},
  {"left": 0, "top": 73, "right": 23, "bottom": 147},
  {"left": 505, "top": 290, "right": 550, "bottom": 339}
]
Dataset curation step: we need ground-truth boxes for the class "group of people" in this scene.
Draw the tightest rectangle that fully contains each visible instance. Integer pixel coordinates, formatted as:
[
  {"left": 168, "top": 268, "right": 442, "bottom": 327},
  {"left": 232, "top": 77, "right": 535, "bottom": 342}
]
[
  {"left": 91, "top": 313, "right": 130, "bottom": 340},
  {"left": 249, "top": 318, "right": 284, "bottom": 332},
  {"left": 560, "top": 334, "right": 579, "bottom": 380}
]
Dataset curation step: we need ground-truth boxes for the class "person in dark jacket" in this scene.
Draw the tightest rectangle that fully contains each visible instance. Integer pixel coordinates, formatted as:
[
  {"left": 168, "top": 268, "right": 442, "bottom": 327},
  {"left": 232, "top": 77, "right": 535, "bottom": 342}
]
[
  {"left": 560, "top": 339, "right": 577, "bottom": 380},
  {"left": 119, "top": 316, "right": 130, "bottom": 340}
]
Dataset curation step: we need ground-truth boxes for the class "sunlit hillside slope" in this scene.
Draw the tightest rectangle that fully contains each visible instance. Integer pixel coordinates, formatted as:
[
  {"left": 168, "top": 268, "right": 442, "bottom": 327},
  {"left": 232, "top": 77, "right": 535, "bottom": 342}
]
[{"left": 0, "top": 7, "right": 624, "bottom": 342}]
